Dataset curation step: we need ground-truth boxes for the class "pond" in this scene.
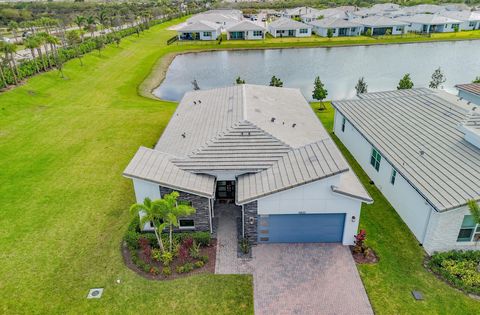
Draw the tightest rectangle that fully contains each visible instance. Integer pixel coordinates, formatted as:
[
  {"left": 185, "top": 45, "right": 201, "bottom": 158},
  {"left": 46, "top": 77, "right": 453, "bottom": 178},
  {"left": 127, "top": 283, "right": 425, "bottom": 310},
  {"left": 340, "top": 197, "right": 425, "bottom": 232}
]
[{"left": 154, "top": 40, "right": 480, "bottom": 101}]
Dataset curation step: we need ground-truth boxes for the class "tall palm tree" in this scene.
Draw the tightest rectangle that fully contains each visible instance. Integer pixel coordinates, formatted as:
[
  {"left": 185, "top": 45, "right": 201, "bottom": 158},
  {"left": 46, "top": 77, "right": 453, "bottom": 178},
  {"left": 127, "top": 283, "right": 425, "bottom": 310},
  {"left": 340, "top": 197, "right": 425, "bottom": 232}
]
[
  {"left": 24, "top": 37, "right": 40, "bottom": 73},
  {"left": 130, "top": 198, "right": 168, "bottom": 252},
  {"left": 0, "top": 42, "right": 8, "bottom": 88},
  {"left": 2, "top": 43, "right": 19, "bottom": 85},
  {"left": 38, "top": 32, "right": 51, "bottom": 69},
  {"left": 74, "top": 16, "right": 86, "bottom": 40},
  {"left": 8, "top": 21, "right": 19, "bottom": 43},
  {"left": 34, "top": 34, "right": 47, "bottom": 72},
  {"left": 45, "top": 34, "right": 60, "bottom": 68},
  {"left": 66, "top": 30, "right": 83, "bottom": 66},
  {"left": 86, "top": 16, "right": 96, "bottom": 38},
  {"left": 97, "top": 10, "right": 109, "bottom": 31}
]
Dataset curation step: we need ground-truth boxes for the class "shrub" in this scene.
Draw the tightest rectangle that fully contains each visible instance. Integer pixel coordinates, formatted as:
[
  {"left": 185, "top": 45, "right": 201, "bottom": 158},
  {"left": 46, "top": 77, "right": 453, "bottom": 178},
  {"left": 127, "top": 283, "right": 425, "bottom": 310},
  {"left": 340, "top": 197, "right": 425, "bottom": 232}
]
[
  {"left": 151, "top": 248, "right": 162, "bottom": 262},
  {"left": 192, "top": 232, "right": 211, "bottom": 246},
  {"left": 176, "top": 265, "right": 185, "bottom": 274},
  {"left": 125, "top": 230, "right": 140, "bottom": 249},
  {"left": 150, "top": 266, "right": 159, "bottom": 275},
  {"left": 189, "top": 241, "right": 201, "bottom": 259},
  {"left": 160, "top": 251, "right": 174, "bottom": 266},
  {"left": 182, "top": 237, "right": 194, "bottom": 250},
  {"left": 138, "top": 237, "right": 151, "bottom": 259},
  {"left": 239, "top": 238, "right": 250, "bottom": 254},
  {"left": 428, "top": 250, "right": 480, "bottom": 295},
  {"left": 142, "top": 263, "right": 151, "bottom": 273},
  {"left": 194, "top": 261, "right": 204, "bottom": 269},
  {"left": 182, "top": 262, "right": 194, "bottom": 273},
  {"left": 200, "top": 255, "right": 209, "bottom": 264},
  {"left": 162, "top": 266, "right": 172, "bottom": 276}
]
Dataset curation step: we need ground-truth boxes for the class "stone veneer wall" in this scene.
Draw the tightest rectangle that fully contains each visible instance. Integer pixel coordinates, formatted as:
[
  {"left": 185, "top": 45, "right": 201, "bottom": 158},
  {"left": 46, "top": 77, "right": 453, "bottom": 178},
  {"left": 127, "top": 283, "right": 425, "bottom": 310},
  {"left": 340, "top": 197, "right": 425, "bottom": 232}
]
[
  {"left": 244, "top": 201, "right": 258, "bottom": 245},
  {"left": 159, "top": 186, "right": 210, "bottom": 232}
]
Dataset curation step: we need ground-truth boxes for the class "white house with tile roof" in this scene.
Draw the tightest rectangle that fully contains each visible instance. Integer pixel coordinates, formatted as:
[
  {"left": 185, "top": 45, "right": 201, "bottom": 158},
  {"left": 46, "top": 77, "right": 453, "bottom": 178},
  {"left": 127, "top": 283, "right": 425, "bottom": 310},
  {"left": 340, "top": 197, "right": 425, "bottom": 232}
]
[
  {"left": 176, "top": 21, "right": 221, "bottom": 40},
  {"left": 268, "top": 17, "right": 312, "bottom": 37},
  {"left": 226, "top": 20, "right": 266, "bottom": 40},
  {"left": 441, "top": 10, "right": 480, "bottom": 31},
  {"left": 124, "top": 85, "right": 372, "bottom": 245},
  {"left": 309, "top": 17, "right": 362, "bottom": 37},
  {"left": 332, "top": 88, "right": 480, "bottom": 254},
  {"left": 396, "top": 14, "right": 462, "bottom": 33}
]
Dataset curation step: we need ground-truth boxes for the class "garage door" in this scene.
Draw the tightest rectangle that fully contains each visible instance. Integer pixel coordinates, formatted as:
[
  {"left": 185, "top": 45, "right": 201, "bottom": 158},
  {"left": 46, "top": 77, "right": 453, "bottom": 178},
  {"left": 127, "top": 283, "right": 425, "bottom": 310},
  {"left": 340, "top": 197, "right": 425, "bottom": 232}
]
[{"left": 258, "top": 213, "right": 345, "bottom": 243}]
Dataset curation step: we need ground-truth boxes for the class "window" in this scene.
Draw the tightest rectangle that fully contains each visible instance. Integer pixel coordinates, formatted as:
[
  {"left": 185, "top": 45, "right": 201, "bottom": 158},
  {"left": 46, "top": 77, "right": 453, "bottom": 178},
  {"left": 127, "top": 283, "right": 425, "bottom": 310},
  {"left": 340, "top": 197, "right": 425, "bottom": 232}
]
[
  {"left": 396, "top": 27, "right": 403, "bottom": 31},
  {"left": 253, "top": 30, "right": 263, "bottom": 36},
  {"left": 179, "top": 219, "right": 195, "bottom": 229},
  {"left": 341, "top": 117, "right": 346, "bottom": 132},
  {"left": 299, "top": 28, "right": 308, "bottom": 34},
  {"left": 203, "top": 32, "right": 212, "bottom": 37},
  {"left": 390, "top": 169, "right": 397, "bottom": 185},
  {"left": 469, "top": 22, "right": 475, "bottom": 27},
  {"left": 351, "top": 27, "right": 356, "bottom": 32},
  {"left": 178, "top": 200, "right": 193, "bottom": 207},
  {"left": 457, "top": 215, "right": 480, "bottom": 242},
  {"left": 370, "top": 148, "right": 382, "bottom": 172}
]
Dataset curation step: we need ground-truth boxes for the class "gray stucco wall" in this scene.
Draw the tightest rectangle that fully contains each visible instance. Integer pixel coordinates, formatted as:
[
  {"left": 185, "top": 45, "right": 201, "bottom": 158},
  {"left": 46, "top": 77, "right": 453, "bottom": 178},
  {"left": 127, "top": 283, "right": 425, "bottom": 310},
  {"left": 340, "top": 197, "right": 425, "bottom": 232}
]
[
  {"left": 159, "top": 186, "right": 210, "bottom": 232},
  {"left": 244, "top": 201, "right": 258, "bottom": 245}
]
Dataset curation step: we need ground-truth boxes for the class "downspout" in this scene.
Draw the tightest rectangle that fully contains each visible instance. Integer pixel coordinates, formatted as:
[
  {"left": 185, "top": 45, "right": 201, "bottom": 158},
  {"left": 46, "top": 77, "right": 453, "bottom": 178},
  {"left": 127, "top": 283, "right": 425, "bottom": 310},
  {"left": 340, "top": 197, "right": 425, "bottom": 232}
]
[
  {"left": 421, "top": 206, "right": 434, "bottom": 245},
  {"left": 242, "top": 205, "right": 245, "bottom": 238},
  {"left": 208, "top": 198, "right": 213, "bottom": 234}
]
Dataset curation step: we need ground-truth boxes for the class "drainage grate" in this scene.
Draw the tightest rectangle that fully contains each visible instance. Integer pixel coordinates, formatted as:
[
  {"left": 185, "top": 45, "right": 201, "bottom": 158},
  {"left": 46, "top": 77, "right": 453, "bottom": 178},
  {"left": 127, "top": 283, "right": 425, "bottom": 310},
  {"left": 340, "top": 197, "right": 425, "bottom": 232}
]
[
  {"left": 87, "top": 288, "right": 104, "bottom": 299},
  {"left": 411, "top": 290, "right": 423, "bottom": 300}
]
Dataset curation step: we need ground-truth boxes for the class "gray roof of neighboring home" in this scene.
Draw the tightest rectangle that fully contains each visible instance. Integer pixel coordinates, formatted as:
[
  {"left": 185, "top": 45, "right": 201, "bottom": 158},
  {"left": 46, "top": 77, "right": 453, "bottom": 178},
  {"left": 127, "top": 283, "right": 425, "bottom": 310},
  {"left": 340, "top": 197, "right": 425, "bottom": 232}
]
[
  {"left": 403, "top": 4, "right": 444, "bottom": 15},
  {"left": 441, "top": 10, "right": 480, "bottom": 22},
  {"left": 456, "top": 83, "right": 480, "bottom": 96},
  {"left": 125, "top": 85, "right": 371, "bottom": 204},
  {"left": 226, "top": 20, "right": 266, "bottom": 32},
  {"left": 269, "top": 17, "right": 311, "bottom": 29},
  {"left": 357, "top": 87, "right": 432, "bottom": 99},
  {"left": 358, "top": 15, "right": 409, "bottom": 27},
  {"left": 123, "top": 147, "right": 216, "bottom": 198},
  {"left": 396, "top": 14, "right": 461, "bottom": 25},
  {"left": 187, "top": 13, "right": 240, "bottom": 25},
  {"left": 333, "top": 89, "right": 480, "bottom": 212},
  {"left": 177, "top": 20, "right": 221, "bottom": 32},
  {"left": 309, "top": 17, "right": 361, "bottom": 28}
]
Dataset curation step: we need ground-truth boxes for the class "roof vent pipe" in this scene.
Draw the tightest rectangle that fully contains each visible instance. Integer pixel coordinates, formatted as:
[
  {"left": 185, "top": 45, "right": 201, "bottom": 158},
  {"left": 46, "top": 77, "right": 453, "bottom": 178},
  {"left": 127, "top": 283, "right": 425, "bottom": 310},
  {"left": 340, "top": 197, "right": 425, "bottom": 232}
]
[
  {"left": 181, "top": 133, "right": 186, "bottom": 138},
  {"left": 271, "top": 117, "right": 276, "bottom": 122},
  {"left": 292, "top": 123, "right": 296, "bottom": 128}
]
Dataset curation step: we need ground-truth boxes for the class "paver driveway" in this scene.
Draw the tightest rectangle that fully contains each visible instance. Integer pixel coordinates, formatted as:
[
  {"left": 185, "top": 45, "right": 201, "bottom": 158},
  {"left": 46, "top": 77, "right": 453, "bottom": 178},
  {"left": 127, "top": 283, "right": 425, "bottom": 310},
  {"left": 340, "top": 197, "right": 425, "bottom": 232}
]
[{"left": 251, "top": 244, "right": 373, "bottom": 315}]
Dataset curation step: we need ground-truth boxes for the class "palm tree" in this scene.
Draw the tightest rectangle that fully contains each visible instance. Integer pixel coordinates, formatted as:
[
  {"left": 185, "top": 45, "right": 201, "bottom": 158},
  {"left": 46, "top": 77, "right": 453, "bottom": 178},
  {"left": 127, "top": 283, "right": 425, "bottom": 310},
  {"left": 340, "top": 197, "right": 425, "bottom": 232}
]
[
  {"left": 0, "top": 42, "right": 8, "bottom": 88},
  {"left": 45, "top": 34, "right": 60, "bottom": 69},
  {"left": 66, "top": 30, "right": 83, "bottom": 66},
  {"left": 8, "top": 21, "right": 19, "bottom": 43},
  {"left": 130, "top": 198, "right": 168, "bottom": 252},
  {"left": 2, "top": 42, "right": 19, "bottom": 85},
  {"left": 34, "top": 34, "right": 47, "bottom": 71},
  {"left": 24, "top": 37, "right": 41, "bottom": 73},
  {"left": 74, "top": 16, "right": 86, "bottom": 40},
  {"left": 86, "top": 16, "right": 96, "bottom": 38},
  {"left": 97, "top": 10, "right": 110, "bottom": 32},
  {"left": 38, "top": 32, "right": 51, "bottom": 69}
]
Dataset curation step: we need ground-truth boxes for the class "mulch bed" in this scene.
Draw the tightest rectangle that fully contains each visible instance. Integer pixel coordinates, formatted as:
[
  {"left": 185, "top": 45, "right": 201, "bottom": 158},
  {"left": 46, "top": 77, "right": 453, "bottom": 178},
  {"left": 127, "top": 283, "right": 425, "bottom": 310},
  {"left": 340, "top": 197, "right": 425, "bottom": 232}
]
[
  {"left": 122, "top": 240, "right": 217, "bottom": 280},
  {"left": 350, "top": 246, "right": 379, "bottom": 264}
]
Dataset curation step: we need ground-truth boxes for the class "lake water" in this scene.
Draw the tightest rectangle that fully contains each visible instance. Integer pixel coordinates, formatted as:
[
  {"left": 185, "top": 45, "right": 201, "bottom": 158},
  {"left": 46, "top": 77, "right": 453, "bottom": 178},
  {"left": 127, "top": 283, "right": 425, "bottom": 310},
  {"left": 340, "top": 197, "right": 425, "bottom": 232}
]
[{"left": 154, "top": 40, "right": 480, "bottom": 101}]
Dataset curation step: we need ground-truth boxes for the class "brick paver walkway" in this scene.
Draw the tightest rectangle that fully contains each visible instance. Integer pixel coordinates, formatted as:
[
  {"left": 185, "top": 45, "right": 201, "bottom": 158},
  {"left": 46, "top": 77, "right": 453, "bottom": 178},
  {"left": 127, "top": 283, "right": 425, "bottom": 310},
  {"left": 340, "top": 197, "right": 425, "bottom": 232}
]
[{"left": 215, "top": 208, "right": 373, "bottom": 315}]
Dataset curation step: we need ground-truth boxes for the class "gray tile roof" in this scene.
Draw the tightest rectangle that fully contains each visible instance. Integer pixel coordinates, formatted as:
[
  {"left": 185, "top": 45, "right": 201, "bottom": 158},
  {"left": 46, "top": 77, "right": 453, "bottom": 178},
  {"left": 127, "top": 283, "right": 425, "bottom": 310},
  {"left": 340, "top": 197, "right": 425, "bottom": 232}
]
[
  {"left": 309, "top": 17, "right": 361, "bottom": 28},
  {"left": 357, "top": 87, "right": 432, "bottom": 99},
  {"left": 269, "top": 17, "right": 312, "bottom": 30},
  {"left": 177, "top": 20, "right": 221, "bottom": 32},
  {"left": 358, "top": 15, "right": 409, "bottom": 27},
  {"left": 456, "top": 83, "right": 480, "bottom": 97},
  {"left": 441, "top": 10, "right": 480, "bottom": 22},
  {"left": 226, "top": 20, "right": 266, "bottom": 32},
  {"left": 125, "top": 85, "right": 370, "bottom": 204},
  {"left": 396, "top": 14, "right": 461, "bottom": 25},
  {"left": 333, "top": 89, "right": 480, "bottom": 212},
  {"left": 123, "top": 147, "right": 216, "bottom": 198}
]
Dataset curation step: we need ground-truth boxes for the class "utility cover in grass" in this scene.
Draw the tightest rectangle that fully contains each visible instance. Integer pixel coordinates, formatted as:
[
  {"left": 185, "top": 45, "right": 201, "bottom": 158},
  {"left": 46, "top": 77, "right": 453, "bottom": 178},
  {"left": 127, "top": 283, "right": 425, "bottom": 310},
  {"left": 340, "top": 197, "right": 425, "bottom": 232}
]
[{"left": 87, "top": 288, "right": 104, "bottom": 299}]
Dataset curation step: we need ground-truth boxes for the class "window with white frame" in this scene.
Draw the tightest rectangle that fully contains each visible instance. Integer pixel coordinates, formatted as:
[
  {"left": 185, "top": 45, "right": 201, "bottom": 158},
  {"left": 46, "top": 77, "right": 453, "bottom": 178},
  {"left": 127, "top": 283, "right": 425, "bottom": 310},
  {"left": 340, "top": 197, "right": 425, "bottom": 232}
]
[
  {"left": 390, "top": 169, "right": 397, "bottom": 185},
  {"left": 253, "top": 30, "right": 263, "bottom": 36},
  {"left": 299, "top": 28, "right": 308, "bottom": 34},
  {"left": 457, "top": 215, "right": 480, "bottom": 242},
  {"left": 370, "top": 148, "right": 382, "bottom": 172},
  {"left": 203, "top": 31, "right": 212, "bottom": 37},
  {"left": 341, "top": 117, "right": 346, "bottom": 132},
  {"left": 179, "top": 219, "right": 195, "bottom": 229}
]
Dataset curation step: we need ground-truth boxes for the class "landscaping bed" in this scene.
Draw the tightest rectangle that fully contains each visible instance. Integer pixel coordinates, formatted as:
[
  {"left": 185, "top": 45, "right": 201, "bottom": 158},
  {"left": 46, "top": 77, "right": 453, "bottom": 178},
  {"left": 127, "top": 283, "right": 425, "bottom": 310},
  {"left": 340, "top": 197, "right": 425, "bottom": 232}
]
[
  {"left": 123, "top": 217, "right": 216, "bottom": 280},
  {"left": 427, "top": 250, "right": 480, "bottom": 296}
]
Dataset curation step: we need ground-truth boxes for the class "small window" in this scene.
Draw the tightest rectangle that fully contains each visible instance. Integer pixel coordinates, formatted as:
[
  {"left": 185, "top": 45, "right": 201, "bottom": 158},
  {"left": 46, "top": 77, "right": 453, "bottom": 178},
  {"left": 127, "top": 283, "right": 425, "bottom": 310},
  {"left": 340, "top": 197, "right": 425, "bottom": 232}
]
[
  {"left": 457, "top": 215, "right": 477, "bottom": 242},
  {"left": 203, "top": 31, "right": 212, "bottom": 37},
  {"left": 370, "top": 148, "right": 382, "bottom": 172},
  {"left": 253, "top": 30, "right": 263, "bottom": 36},
  {"left": 341, "top": 117, "right": 346, "bottom": 132},
  {"left": 299, "top": 28, "right": 308, "bottom": 34},
  {"left": 179, "top": 219, "right": 195, "bottom": 229},
  {"left": 178, "top": 200, "right": 193, "bottom": 207},
  {"left": 390, "top": 169, "right": 397, "bottom": 185}
]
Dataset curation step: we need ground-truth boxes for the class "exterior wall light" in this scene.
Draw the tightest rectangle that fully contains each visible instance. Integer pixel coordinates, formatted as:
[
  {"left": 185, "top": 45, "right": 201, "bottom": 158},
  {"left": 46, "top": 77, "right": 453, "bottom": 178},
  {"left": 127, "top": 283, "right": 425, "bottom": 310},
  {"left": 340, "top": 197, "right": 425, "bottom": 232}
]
[
  {"left": 351, "top": 215, "right": 356, "bottom": 222},
  {"left": 249, "top": 217, "right": 255, "bottom": 225}
]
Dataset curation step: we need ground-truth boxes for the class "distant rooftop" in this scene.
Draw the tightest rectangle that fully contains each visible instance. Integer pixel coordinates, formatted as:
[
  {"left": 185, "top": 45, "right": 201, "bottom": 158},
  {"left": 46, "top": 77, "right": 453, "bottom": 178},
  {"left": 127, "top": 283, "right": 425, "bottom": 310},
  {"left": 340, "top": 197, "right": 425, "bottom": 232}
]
[{"left": 456, "top": 83, "right": 480, "bottom": 97}]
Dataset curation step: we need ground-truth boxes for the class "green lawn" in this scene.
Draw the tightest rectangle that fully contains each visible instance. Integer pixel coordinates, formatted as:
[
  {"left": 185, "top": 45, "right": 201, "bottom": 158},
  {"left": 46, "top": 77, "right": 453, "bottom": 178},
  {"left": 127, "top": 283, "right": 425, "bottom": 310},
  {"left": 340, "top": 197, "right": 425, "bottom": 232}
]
[
  {"left": 1, "top": 15, "right": 480, "bottom": 314},
  {"left": 0, "top": 18, "right": 252, "bottom": 314},
  {"left": 312, "top": 102, "right": 480, "bottom": 315}
]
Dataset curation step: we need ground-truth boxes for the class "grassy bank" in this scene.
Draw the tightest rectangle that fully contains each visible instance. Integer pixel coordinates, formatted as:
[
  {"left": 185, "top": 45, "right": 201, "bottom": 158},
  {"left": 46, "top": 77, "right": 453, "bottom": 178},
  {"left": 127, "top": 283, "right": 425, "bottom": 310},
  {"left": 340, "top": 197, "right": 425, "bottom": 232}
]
[
  {"left": 0, "top": 18, "right": 252, "bottom": 314},
  {"left": 312, "top": 102, "right": 480, "bottom": 315}
]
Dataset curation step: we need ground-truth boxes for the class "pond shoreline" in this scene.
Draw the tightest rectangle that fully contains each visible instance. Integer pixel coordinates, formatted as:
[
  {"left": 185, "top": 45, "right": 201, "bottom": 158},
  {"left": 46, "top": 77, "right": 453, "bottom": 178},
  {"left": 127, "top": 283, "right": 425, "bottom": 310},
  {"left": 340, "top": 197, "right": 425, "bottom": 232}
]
[{"left": 140, "top": 37, "right": 480, "bottom": 101}]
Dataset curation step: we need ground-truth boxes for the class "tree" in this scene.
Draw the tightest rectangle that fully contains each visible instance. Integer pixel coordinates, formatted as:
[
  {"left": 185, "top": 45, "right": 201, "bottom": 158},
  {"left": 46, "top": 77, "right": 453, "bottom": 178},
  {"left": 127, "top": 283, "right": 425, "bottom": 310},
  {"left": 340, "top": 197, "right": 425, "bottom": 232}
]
[
  {"left": 365, "top": 29, "right": 372, "bottom": 37},
  {"left": 130, "top": 198, "right": 168, "bottom": 253},
  {"left": 327, "top": 29, "right": 333, "bottom": 38},
  {"left": 269, "top": 75, "right": 283, "bottom": 87},
  {"left": 472, "top": 76, "right": 480, "bottom": 83},
  {"left": 74, "top": 16, "right": 86, "bottom": 40},
  {"left": 312, "top": 76, "right": 328, "bottom": 110},
  {"left": 355, "top": 77, "right": 368, "bottom": 95},
  {"left": 397, "top": 73, "right": 414, "bottom": 90},
  {"left": 66, "top": 30, "right": 83, "bottom": 66},
  {"left": 2, "top": 42, "right": 19, "bottom": 85},
  {"left": 235, "top": 76, "right": 245, "bottom": 84},
  {"left": 468, "top": 200, "right": 480, "bottom": 226},
  {"left": 24, "top": 37, "right": 40, "bottom": 73},
  {"left": 385, "top": 29, "right": 392, "bottom": 36},
  {"left": 155, "top": 191, "right": 195, "bottom": 252},
  {"left": 429, "top": 67, "right": 446, "bottom": 89},
  {"left": 94, "top": 36, "right": 105, "bottom": 55},
  {"left": 8, "top": 21, "right": 19, "bottom": 43},
  {"left": 113, "top": 34, "right": 121, "bottom": 47},
  {"left": 86, "top": 16, "right": 96, "bottom": 38}
]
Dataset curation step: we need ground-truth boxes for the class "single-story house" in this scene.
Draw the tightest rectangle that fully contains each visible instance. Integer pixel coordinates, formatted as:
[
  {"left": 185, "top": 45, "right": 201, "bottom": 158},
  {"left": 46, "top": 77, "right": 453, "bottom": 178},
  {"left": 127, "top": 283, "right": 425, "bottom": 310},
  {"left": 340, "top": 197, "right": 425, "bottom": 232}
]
[
  {"left": 187, "top": 10, "right": 241, "bottom": 30},
  {"left": 396, "top": 14, "right": 462, "bottom": 33},
  {"left": 332, "top": 88, "right": 480, "bottom": 254},
  {"left": 402, "top": 4, "right": 444, "bottom": 15},
  {"left": 268, "top": 17, "right": 312, "bottom": 37},
  {"left": 226, "top": 20, "right": 266, "bottom": 40},
  {"left": 354, "top": 3, "right": 403, "bottom": 18},
  {"left": 300, "top": 8, "right": 350, "bottom": 23},
  {"left": 309, "top": 17, "right": 362, "bottom": 37},
  {"left": 282, "top": 6, "right": 317, "bottom": 19},
  {"left": 357, "top": 16, "right": 408, "bottom": 35},
  {"left": 441, "top": 10, "right": 480, "bottom": 31},
  {"left": 124, "top": 85, "right": 372, "bottom": 245},
  {"left": 456, "top": 83, "right": 480, "bottom": 106},
  {"left": 177, "top": 21, "right": 221, "bottom": 40}
]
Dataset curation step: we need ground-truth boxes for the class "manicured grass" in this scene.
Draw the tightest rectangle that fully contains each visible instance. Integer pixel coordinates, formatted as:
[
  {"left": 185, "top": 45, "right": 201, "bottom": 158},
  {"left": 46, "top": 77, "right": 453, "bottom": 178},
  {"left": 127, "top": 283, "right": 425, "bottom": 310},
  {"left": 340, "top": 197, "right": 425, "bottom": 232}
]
[
  {"left": 0, "top": 18, "right": 253, "bottom": 314},
  {"left": 1, "top": 15, "right": 480, "bottom": 314},
  {"left": 312, "top": 102, "right": 480, "bottom": 315}
]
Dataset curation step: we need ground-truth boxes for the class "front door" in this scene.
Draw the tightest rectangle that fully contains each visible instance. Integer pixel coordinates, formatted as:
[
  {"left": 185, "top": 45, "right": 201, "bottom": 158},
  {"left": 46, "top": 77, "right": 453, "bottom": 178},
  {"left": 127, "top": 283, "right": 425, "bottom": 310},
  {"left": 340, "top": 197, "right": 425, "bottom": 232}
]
[{"left": 216, "top": 181, "right": 235, "bottom": 200}]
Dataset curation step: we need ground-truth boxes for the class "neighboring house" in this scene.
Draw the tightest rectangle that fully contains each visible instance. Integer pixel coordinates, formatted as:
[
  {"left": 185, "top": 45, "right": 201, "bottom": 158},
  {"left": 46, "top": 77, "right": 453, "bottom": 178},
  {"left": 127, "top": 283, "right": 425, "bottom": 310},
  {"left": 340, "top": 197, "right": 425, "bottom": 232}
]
[
  {"left": 332, "top": 88, "right": 480, "bottom": 254},
  {"left": 354, "top": 3, "right": 403, "bottom": 18},
  {"left": 402, "top": 4, "right": 444, "bottom": 15},
  {"left": 357, "top": 16, "right": 408, "bottom": 35},
  {"left": 300, "top": 8, "right": 350, "bottom": 23},
  {"left": 124, "top": 85, "right": 372, "bottom": 245},
  {"left": 282, "top": 6, "right": 318, "bottom": 19},
  {"left": 226, "top": 20, "right": 266, "bottom": 40},
  {"left": 309, "top": 17, "right": 362, "bottom": 37},
  {"left": 456, "top": 83, "right": 480, "bottom": 106},
  {"left": 441, "top": 10, "right": 480, "bottom": 31},
  {"left": 396, "top": 14, "right": 462, "bottom": 33},
  {"left": 187, "top": 10, "right": 241, "bottom": 29},
  {"left": 177, "top": 21, "right": 221, "bottom": 40},
  {"left": 268, "top": 17, "right": 312, "bottom": 37}
]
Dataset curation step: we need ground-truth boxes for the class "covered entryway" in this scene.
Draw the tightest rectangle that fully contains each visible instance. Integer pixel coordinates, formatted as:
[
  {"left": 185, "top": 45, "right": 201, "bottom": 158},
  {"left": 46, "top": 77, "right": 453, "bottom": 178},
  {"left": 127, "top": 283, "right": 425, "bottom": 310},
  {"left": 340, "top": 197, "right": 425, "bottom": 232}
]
[{"left": 258, "top": 213, "right": 345, "bottom": 243}]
